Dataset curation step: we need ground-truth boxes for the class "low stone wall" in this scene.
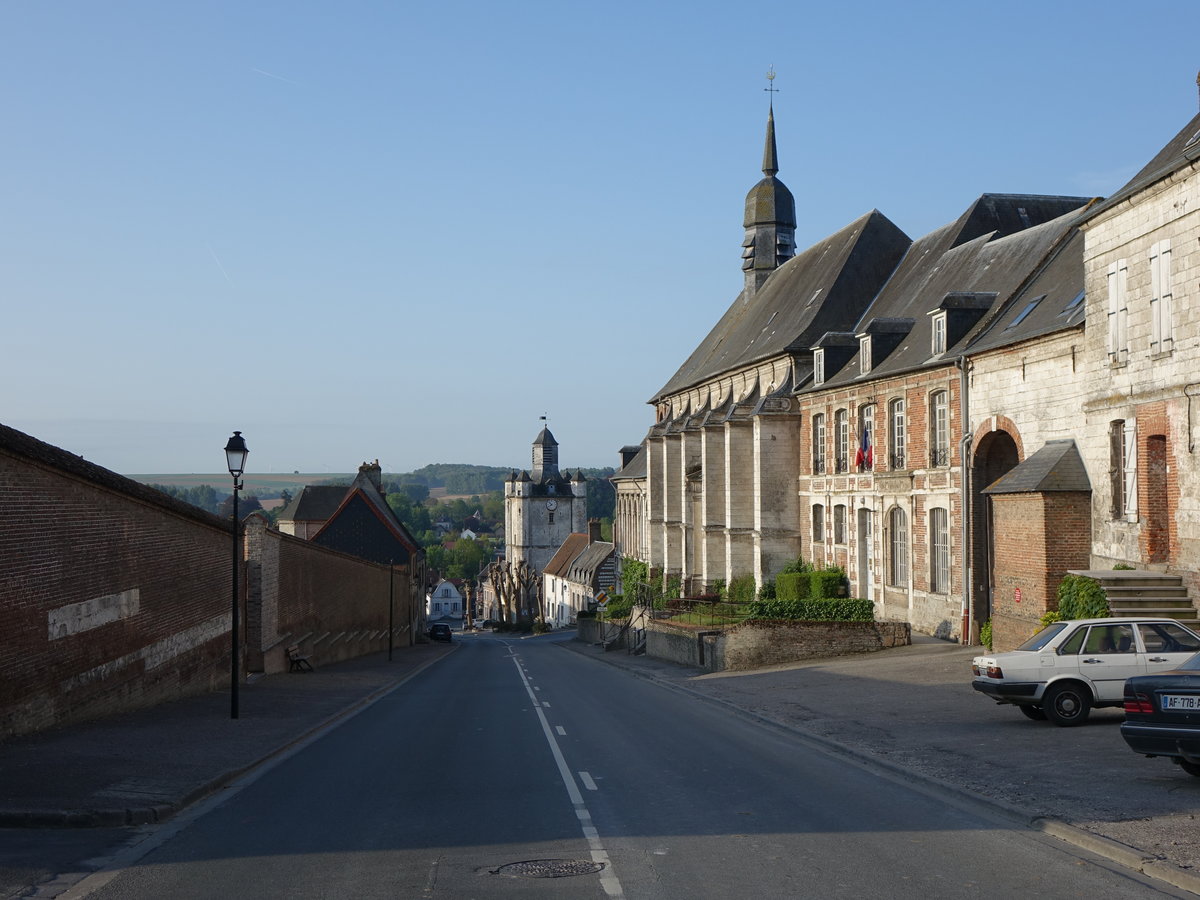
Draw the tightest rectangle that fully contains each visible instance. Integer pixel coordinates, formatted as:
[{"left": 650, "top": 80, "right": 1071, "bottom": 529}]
[{"left": 646, "top": 619, "right": 911, "bottom": 673}]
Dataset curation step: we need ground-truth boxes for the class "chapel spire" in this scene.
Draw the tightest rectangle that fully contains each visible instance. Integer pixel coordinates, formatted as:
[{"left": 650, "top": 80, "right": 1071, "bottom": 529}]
[{"left": 742, "top": 67, "right": 796, "bottom": 296}]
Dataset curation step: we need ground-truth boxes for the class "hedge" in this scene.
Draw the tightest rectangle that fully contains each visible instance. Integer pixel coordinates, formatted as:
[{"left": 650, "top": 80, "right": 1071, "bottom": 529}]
[
  {"left": 776, "top": 572, "right": 812, "bottom": 602},
  {"left": 776, "top": 568, "right": 847, "bottom": 601},
  {"left": 750, "top": 597, "right": 874, "bottom": 622}
]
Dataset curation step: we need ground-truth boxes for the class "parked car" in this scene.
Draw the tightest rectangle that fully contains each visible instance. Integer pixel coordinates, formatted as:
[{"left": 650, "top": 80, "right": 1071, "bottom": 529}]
[
  {"left": 1121, "top": 652, "right": 1200, "bottom": 777},
  {"left": 428, "top": 622, "right": 453, "bottom": 643},
  {"left": 971, "top": 618, "right": 1200, "bottom": 726}
]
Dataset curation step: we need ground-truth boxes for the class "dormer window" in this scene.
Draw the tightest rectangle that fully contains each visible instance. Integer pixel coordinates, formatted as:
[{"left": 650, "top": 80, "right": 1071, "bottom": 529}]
[
  {"left": 859, "top": 335, "right": 872, "bottom": 375},
  {"left": 813, "top": 349, "right": 826, "bottom": 386},
  {"left": 931, "top": 313, "right": 947, "bottom": 355}
]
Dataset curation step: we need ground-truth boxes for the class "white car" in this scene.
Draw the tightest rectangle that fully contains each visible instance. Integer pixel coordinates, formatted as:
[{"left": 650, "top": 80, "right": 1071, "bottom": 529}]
[{"left": 972, "top": 618, "right": 1200, "bottom": 726}]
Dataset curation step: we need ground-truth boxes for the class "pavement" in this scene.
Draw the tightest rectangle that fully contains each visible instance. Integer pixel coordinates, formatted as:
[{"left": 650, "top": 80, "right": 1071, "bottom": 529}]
[{"left": 2, "top": 633, "right": 1200, "bottom": 897}]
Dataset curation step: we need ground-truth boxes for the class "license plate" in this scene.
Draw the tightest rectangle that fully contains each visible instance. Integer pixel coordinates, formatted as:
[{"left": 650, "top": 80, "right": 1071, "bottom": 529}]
[{"left": 1161, "top": 694, "right": 1200, "bottom": 711}]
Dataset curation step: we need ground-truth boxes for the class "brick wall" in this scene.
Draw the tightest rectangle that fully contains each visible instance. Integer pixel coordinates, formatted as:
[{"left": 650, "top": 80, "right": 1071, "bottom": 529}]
[
  {"left": 990, "top": 491, "right": 1090, "bottom": 651},
  {"left": 0, "top": 424, "right": 417, "bottom": 739}
]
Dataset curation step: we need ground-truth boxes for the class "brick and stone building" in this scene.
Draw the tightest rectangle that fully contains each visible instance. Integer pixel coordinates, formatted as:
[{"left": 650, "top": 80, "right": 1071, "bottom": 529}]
[{"left": 504, "top": 427, "right": 587, "bottom": 574}]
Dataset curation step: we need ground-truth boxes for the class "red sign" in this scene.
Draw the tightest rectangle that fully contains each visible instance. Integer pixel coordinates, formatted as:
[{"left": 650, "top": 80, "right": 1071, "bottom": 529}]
[{"left": 1014, "top": 588, "right": 1022, "bottom": 604}]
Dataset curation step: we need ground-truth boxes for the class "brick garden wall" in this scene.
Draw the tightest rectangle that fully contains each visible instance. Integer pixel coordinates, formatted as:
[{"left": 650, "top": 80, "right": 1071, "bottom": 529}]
[{"left": 0, "top": 424, "right": 416, "bottom": 739}]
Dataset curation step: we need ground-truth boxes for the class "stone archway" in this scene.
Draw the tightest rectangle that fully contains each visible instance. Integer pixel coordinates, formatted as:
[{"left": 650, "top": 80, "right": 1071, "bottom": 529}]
[{"left": 971, "top": 428, "right": 1020, "bottom": 637}]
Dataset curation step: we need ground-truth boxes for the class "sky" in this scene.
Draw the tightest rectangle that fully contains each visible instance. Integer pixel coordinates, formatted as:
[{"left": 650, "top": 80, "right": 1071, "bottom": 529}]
[{"left": 3, "top": 1, "right": 1199, "bottom": 476}]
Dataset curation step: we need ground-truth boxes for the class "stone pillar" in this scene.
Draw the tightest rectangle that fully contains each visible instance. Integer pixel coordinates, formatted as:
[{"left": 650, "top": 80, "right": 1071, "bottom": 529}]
[
  {"left": 754, "top": 413, "right": 802, "bottom": 586},
  {"left": 662, "top": 432, "right": 684, "bottom": 581},
  {"left": 725, "top": 420, "right": 756, "bottom": 581},
  {"left": 646, "top": 436, "right": 665, "bottom": 572},
  {"left": 701, "top": 425, "right": 728, "bottom": 591}
]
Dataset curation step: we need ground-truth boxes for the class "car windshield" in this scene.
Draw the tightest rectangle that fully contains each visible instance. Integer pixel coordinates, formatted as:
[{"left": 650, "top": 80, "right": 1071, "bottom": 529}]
[{"left": 1014, "top": 622, "right": 1068, "bottom": 652}]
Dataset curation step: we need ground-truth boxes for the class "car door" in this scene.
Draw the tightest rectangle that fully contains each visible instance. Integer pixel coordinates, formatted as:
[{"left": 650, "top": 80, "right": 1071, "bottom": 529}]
[
  {"left": 1137, "top": 622, "right": 1200, "bottom": 675},
  {"left": 1073, "top": 623, "right": 1144, "bottom": 701}
]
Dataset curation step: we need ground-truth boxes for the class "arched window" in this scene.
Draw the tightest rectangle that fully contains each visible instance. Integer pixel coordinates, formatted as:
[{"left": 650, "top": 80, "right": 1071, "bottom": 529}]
[
  {"left": 930, "top": 391, "right": 950, "bottom": 467},
  {"left": 835, "top": 409, "right": 849, "bottom": 473},
  {"left": 888, "top": 507, "right": 908, "bottom": 587},
  {"left": 930, "top": 507, "right": 950, "bottom": 593},
  {"left": 889, "top": 398, "right": 906, "bottom": 469}
]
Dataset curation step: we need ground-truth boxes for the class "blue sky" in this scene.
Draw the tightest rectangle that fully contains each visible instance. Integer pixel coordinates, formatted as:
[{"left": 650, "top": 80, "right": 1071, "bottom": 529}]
[{"left": 3, "top": 1, "right": 1198, "bottom": 475}]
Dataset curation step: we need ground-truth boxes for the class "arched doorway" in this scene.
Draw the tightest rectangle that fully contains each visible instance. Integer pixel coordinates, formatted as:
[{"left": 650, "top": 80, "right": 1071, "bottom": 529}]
[{"left": 971, "top": 430, "right": 1020, "bottom": 636}]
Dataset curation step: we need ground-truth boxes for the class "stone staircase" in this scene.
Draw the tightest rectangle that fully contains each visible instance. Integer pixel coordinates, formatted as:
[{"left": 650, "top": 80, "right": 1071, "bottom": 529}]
[{"left": 1076, "top": 570, "right": 1200, "bottom": 631}]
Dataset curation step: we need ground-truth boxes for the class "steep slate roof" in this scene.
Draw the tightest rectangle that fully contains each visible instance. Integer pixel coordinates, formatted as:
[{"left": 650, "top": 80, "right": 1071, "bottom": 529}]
[
  {"left": 543, "top": 533, "right": 591, "bottom": 578},
  {"left": 982, "top": 440, "right": 1091, "bottom": 494},
  {"left": 1085, "top": 110, "right": 1200, "bottom": 219},
  {"left": 569, "top": 542, "right": 617, "bottom": 585},
  {"left": 808, "top": 195, "right": 1092, "bottom": 390},
  {"left": 311, "top": 467, "right": 421, "bottom": 564},
  {"left": 650, "top": 209, "right": 911, "bottom": 402},
  {"left": 611, "top": 443, "right": 647, "bottom": 481},
  {"left": 277, "top": 485, "right": 348, "bottom": 522}
]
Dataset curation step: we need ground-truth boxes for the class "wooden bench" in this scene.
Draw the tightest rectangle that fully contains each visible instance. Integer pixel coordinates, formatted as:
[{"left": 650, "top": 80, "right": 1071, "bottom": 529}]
[{"left": 286, "top": 644, "right": 313, "bottom": 672}]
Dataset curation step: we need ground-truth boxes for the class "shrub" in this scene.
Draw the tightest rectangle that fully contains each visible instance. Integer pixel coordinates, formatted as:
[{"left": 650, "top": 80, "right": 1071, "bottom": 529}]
[
  {"left": 1056, "top": 574, "right": 1109, "bottom": 620},
  {"left": 711, "top": 579, "right": 727, "bottom": 599},
  {"left": 779, "top": 557, "right": 813, "bottom": 575},
  {"left": 577, "top": 609, "right": 596, "bottom": 619},
  {"left": 980, "top": 619, "right": 993, "bottom": 651},
  {"left": 728, "top": 574, "right": 758, "bottom": 604},
  {"left": 776, "top": 572, "right": 812, "bottom": 602},
  {"left": 533, "top": 619, "right": 551, "bottom": 634},
  {"left": 750, "top": 597, "right": 874, "bottom": 622},
  {"left": 1039, "top": 610, "right": 1062, "bottom": 629},
  {"left": 1113, "top": 562, "right": 1135, "bottom": 570},
  {"left": 758, "top": 581, "right": 776, "bottom": 601},
  {"left": 811, "top": 567, "right": 848, "bottom": 600}
]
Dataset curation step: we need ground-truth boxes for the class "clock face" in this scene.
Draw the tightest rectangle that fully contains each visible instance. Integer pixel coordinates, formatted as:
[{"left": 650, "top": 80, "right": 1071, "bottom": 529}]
[{"left": 546, "top": 499, "right": 558, "bottom": 511}]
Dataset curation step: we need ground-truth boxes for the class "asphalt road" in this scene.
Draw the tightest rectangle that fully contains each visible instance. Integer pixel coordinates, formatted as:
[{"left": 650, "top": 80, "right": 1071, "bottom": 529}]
[{"left": 50, "top": 634, "right": 1189, "bottom": 900}]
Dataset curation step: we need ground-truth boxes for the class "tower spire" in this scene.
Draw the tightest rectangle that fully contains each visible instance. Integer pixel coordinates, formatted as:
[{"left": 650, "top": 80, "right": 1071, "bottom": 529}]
[
  {"left": 742, "top": 66, "right": 796, "bottom": 295},
  {"left": 763, "top": 65, "right": 779, "bottom": 176}
]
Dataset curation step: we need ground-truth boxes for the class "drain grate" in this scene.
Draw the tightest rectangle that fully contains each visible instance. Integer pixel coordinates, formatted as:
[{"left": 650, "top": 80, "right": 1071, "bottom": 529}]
[{"left": 492, "top": 859, "right": 605, "bottom": 879}]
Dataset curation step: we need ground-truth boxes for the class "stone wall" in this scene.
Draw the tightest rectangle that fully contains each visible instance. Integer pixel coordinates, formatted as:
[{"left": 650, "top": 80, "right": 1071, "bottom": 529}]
[{"left": 645, "top": 619, "right": 910, "bottom": 673}]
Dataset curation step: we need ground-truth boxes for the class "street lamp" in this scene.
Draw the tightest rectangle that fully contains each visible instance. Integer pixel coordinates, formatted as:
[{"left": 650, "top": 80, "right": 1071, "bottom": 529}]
[{"left": 224, "top": 430, "right": 248, "bottom": 719}]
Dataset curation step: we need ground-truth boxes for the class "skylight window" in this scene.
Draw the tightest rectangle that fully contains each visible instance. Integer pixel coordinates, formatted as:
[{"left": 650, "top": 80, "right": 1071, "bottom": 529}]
[
  {"left": 1005, "top": 295, "right": 1044, "bottom": 330},
  {"left": 1058, "top": 290, "right": 1086, "bottom": 317}
]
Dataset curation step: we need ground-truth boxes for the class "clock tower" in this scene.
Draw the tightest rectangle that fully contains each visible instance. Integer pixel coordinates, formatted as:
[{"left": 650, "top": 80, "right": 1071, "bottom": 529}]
[{"left": 504, "top": 426, "right": 587, "bottom": 573}]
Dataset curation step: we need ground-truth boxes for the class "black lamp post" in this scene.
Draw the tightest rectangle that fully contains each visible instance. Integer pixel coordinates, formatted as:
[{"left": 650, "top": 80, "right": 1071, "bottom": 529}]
[{"left": 224, "top": 430, "right": 248, "bottom": 719}]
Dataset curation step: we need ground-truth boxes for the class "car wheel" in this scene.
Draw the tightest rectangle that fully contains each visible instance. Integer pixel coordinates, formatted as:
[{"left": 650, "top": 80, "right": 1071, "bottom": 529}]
[
  {"left": 1178, "top": 760, "right": 1200, "bottom": 778},
  {"left": 1042, "top": 682, "right": 1092, "bottom": 727},
  {"left": 1018, "top": 705, "right": 1047, "bottom": 721}
]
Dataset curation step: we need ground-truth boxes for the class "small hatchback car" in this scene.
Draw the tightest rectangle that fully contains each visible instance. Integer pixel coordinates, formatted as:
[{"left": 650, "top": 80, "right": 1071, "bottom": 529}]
[
  {"left": 971, "top": 618, "right": 1200, "bottom": 726},
  {"left": 428, "top": 622, "right": 453, "bottom": 643}
]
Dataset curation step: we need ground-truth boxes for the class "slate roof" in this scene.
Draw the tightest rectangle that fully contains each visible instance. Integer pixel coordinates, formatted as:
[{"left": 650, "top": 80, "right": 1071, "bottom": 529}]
[
  {"left": 1085, "top": 110, "right": 1200, "bottom": 220},
  {"left": 569, "top": 542, "right": 617, "bottom": 585},
  {"left": 543, "top": 533, "right": 591, "bottom": 578},
  {"left": 311, "top": 467, "right": 421, "bottom": 555},
  {"left": 806, "top": 195, "right": 1092, "bottom": 390},
  {"left": 277, "top": 485, "right": 349, "bottom": 522},
  {"left": 611, "top": 444, "right": 647, "bottom": 481},
  {"left": 981, "top": 440, "right": 1091, "bottom": 494},
  {"left": 650, "top": 209, "right": 911, "bottom": 402}
]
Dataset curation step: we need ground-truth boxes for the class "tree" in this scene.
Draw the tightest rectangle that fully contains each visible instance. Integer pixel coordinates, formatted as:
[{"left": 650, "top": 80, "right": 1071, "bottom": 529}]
[{"left": 219, "top": 494, "right": 263, "bottom": 519}]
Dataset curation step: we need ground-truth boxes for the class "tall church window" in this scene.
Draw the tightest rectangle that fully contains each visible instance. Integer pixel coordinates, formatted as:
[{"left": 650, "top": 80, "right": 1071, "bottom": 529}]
[
  {"left": 930, "top": 507, "right": 950, "bottom": 594},
  {"left": 835, "top": 409, "right": 849, "bottom": 473},
  {"left": 888, "top": 507, "right": 908, "bottom": 587},
  {"left": 812, "top": 413, "right": 826, "bottom": 474},
  {"left": 929, "top": 391, "right": 949, "bottom": 467},
  {"left": 1150, "top": 241, "right": 1174, "bottom": 354},
  {"left": 889, "top": 398, "right": 906, "bottom": 469},
  {"left": 1107, "top": 259, "right": 1129, "bottom": 364}
]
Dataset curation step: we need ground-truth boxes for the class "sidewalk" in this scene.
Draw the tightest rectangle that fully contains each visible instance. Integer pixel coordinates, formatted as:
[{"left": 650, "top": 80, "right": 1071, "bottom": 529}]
[
  {"left": 560, "top": 635, "right": 1200, "bottom": 895},
  {"left": 0, "top": 643, "right": 452, "bottom": 829}
]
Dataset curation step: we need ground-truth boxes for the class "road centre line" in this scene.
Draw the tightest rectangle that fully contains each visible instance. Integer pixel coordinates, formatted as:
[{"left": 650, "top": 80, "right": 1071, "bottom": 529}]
[
  {"left": 510, "top": 654, "right": 624, "bottom": 899},
  {"left": 556, "top": 726, "right": 567, "bottom": 735},
  {"left": 579, "top": 771, "right": 598, "bottom": 791}
]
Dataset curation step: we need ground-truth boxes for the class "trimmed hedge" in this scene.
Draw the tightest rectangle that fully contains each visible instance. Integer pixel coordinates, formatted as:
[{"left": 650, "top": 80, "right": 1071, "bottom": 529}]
[
  {"left": 728, "top": 574, "right": 757, "bottom": 604},
  {"left": 775, "top": 567, "right": 847, "bottom": 602},
  {"left": 750, "top": 597, "right": 874, "bottom": 622}
]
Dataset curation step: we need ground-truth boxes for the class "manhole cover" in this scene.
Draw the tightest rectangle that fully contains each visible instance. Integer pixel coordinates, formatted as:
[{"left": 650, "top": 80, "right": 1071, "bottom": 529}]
[{"left": 492, "top": 859, "right": 605, "bottom": 879}]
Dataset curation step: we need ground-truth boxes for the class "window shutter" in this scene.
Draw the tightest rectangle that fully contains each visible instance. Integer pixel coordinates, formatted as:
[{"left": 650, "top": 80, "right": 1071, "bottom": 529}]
[
  {"left": 1109, "top": 421, "right": 1123, "bottom": 518},
  {"left": 1150, "top": 243, "right": 1162, "bottom": 352},
  {"left": 1123, "top": 419, "right": 1138, "bottom": 520}
]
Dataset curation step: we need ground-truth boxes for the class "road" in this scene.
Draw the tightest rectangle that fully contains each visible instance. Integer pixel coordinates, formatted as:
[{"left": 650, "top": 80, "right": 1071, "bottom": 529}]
[{"left": 57, "top": 633, "right": 1188, "bottom": 899}]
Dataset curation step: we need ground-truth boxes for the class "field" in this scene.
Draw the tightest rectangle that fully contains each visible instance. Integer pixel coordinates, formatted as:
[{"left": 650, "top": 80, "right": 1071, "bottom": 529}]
[{"left": 127, "top": 472, "right": 354, "bottom": 499}]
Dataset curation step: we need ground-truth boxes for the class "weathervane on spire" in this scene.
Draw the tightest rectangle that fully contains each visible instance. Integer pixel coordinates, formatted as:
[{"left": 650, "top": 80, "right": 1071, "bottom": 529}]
[{"left": 764, "top": 65, "right": 778, "bottom": 108}]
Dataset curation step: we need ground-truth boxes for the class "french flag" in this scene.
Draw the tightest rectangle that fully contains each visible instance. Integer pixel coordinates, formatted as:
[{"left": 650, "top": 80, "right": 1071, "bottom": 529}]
[{"left": 854, "top": 426, "right": 873, "bottom": 470}]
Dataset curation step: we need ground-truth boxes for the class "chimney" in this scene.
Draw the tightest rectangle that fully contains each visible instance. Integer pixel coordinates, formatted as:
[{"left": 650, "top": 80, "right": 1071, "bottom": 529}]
[
  {"left": 588, "top": 518, "right": 603, "bottom": 543},
  {"left": 359, "top": 459, "right": 383, "bottom": 494}
]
